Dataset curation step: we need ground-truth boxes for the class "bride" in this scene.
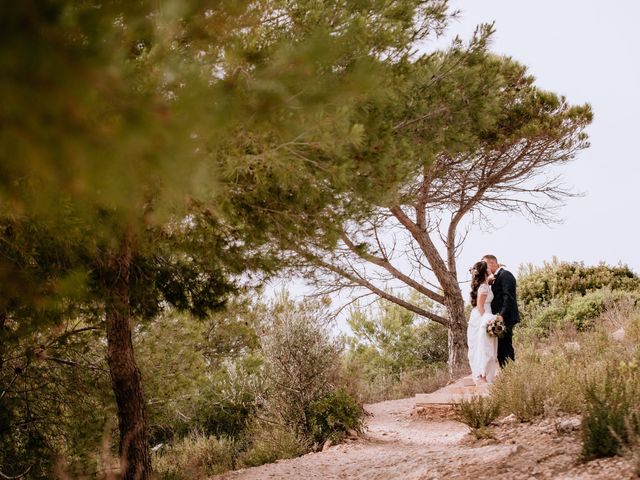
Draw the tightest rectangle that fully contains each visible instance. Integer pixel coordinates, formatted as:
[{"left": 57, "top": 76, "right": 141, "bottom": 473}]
[{"left": 467, "top": 260, "right": 499, "bottom": 385}]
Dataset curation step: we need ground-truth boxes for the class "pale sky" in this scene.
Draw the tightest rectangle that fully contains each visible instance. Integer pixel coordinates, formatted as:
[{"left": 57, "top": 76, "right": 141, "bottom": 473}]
[
  {"left": 266, "top": 1, "right": 640, "bottom": 328},
  {"left": 437, "top": 0, "right": 640, "bottom": 273}
]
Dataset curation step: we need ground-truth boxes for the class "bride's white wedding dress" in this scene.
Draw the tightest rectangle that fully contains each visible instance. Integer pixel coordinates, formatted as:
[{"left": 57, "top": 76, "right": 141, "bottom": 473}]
[{"left": 467, "top": 283, "right": 499, "bottom": 384}]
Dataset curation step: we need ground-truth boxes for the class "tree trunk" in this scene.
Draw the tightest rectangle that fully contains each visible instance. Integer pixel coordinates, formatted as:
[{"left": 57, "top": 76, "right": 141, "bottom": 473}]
[
  {"left": 104, "top": 235, "right": 151, "bottom": 480},
  {"left": 444, "top": 287, "right": 468, "bottom": 377}
]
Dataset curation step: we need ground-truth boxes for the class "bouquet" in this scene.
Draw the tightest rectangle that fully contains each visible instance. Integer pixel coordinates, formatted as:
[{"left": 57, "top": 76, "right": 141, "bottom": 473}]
[{"left": 486, "top": 316, "right": 505, "bottom": 337}]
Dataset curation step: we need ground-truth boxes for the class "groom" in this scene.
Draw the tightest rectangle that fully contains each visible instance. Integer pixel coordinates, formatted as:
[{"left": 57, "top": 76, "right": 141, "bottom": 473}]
[{"left": 482, "top": 254, "right": 519, "bottom": 367}]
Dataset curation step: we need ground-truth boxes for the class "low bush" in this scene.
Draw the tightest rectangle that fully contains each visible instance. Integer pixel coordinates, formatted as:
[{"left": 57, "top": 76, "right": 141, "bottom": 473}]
[
  {"left": 306, "top": 388, "right": 364, "bottom": 445},
  {"left": 565, "top": 289, "right": 640, "bottom": 332},
  {"left": 491, "top": 345, "right": 583, "bottom": 421},
  {"left": 581, "top": 361, "right": 640, "bottom": 460},
  {"left": 390, "top": 364, "right": 454, "bottom": 400},
  {"left": 518, "top": 260, "right": 640, "bottom": 306},
  {"left": 153, "top": 420, "right": 305, "bottom": 477},
  {"left": 454, "top": 395, "right": 500, "bottom": 438},
  {"left": 520, "top": 289, "right": 640, "bottom": 337},
  {"left": 492, "top": 360, "right": 551, "bottom": 421},
  {"left": 517, "top": 260, "right": 640, "bottom": 338},
  {"left": 260, "top": 295, "right": 343, "bottom": 439},
  {"left": 523, "top": 297, "right": 568, "bottom": 336}
]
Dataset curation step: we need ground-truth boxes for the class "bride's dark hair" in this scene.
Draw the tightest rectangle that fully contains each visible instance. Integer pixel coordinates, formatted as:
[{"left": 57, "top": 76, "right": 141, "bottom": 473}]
[{"left": 470, "top": 261, "right": 489, "bottom": 307}]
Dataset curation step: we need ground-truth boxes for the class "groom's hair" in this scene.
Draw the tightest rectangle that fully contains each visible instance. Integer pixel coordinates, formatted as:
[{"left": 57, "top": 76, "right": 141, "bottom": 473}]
[{"left": 483, "top": 254, "right": 498, "bottom": 262}]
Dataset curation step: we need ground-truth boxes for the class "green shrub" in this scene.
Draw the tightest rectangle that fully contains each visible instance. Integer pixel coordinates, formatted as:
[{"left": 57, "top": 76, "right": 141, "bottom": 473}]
[
  {"left": 519, "top": 260, "right": 640, "bottom": 306},
  {"left": 345, "top": 297, "right": 448, "bottom": 380},
  {"left": 581, "top": 361, "right": 640, "bottom": 460},
  {"left": 190, "top": 354, "right": 264, "bottom": 441},
  {"left": 496, "top": 297, "right": 640, "bottom": 463},
  {"left": 564, "top": 290, "right": 640, "bottom": 332},
  {"left": 260, "top": 295, "right": 343, "bottom": 439},
  {"left": 527, "top": 298, "right": 567, "bottom": 334},
  {"left": 454, "top": 395, "right": 500, "bottom": 438},
  {"left": 564, "top": 293, "right": 606, "bottom": 331},
  {"left": 342, "top": 294, "right": 450, "bottom": 403},
  {"left": 521, "top": 289, "right": 640, "bottom": 337},
  {"left": 152, "top": 432, "right": 237, "bottom": 480},
  {"left": 306, "top": 388, "right": 364, "bottom": 444},
  {"left": 517, "top": 260, "right": 640, "bottom": 337},
  {"left": 136, "top": 309, "right": 263, "bottom": 445}
]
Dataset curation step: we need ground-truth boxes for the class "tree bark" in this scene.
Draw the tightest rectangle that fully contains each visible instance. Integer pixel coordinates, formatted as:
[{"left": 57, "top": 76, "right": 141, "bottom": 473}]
[
  {"left": 444, "top": 288, "right": 468, "bottom": 375},
  {"left": 104, "top": 234, "right": 151, "bottom": 480},
  {"left": 0, "top": 311, "right": 6, "bottom": 372}
]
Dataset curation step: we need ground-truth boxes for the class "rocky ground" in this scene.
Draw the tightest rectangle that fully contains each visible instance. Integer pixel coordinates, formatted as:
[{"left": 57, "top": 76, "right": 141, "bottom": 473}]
[{"left": 213, "top": 395, "right": 639, "bottom": 480}]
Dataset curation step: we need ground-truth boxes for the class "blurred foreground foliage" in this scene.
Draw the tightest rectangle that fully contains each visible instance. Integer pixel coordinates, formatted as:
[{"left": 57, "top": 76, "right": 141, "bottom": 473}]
[
  {"left": 1, "top": 1, "right": 458, "bottom": 476},
  {"left": 0, "top": 0, "right": 597, "bottom": 477}
]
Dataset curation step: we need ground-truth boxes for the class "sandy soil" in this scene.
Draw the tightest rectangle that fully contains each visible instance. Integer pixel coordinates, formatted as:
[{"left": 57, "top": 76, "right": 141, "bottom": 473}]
[{"left": 213, "top": 396, "right": 638, "bottom": 480}]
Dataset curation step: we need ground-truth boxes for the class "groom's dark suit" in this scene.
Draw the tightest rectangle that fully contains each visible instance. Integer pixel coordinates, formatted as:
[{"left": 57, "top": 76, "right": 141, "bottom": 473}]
[{"left": 490, "top": 267, "right": 519, "bottom": 367}]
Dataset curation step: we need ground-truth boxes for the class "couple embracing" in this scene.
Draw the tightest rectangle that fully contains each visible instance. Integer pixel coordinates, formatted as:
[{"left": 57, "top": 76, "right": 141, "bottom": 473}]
[{"left": 467, "top": 254, "right": 520, "bottom": 386}]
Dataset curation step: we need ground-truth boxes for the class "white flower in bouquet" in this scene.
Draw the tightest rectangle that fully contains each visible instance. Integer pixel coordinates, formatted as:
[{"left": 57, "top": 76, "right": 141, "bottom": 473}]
[{"left": 486, "top": 316, "right": 505, "bottom": 337}]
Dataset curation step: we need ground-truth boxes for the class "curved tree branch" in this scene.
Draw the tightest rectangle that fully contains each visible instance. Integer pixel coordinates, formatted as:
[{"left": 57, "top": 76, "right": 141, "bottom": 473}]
[{"left": 295, "top": 247, "right": 449, "bottom": 326}]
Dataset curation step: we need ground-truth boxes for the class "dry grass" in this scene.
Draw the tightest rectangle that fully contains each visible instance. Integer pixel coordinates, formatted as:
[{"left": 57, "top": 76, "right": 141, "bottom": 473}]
[
  {"left": 235, "top": 421, "right": 303, "bottom": 468},
  {"left": 496, "top": 303, "right": 640, "bottom": 463},
  {"left": 348, "top": 363, "right": 466, "bottom": 404},
  {"left": 491, "top": 344, "right": 584, "bottom": 421},
  {"left": 151, "top": 432, "right": 236, "bottom": 479},
  {"left": 493, "top": 304, "right": 640, "bottom": 423}
]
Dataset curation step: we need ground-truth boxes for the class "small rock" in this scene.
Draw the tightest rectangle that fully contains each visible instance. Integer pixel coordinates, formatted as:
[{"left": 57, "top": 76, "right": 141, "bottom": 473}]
[
  {"left": 347, "top": 429, "right": 358, "bottom": 438},
  {"left": 499, "top": 413, "right": 518, "bottom": 424},
  {"left": 555, "top": 417, "right": 581, "bottom": 434},
  {"left": 322, "top": 440, "right": 333, "bottom": 451},
  {"left": 511, "top": 444, "right": 524, "bottom": 454}
]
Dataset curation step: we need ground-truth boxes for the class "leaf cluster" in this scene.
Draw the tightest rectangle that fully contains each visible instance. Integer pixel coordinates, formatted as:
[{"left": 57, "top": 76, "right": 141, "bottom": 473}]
[
  {"left": 345, "top": 295, "right": 448, "bottom": 378},
  {"left": 518, "top": 259, "right": 640, "bottom": 307}
]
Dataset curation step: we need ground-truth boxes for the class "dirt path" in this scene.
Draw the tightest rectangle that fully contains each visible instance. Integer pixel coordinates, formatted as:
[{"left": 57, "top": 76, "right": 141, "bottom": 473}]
[{"left": 213, "top": 393, "right": 637, "bottom": 480}]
